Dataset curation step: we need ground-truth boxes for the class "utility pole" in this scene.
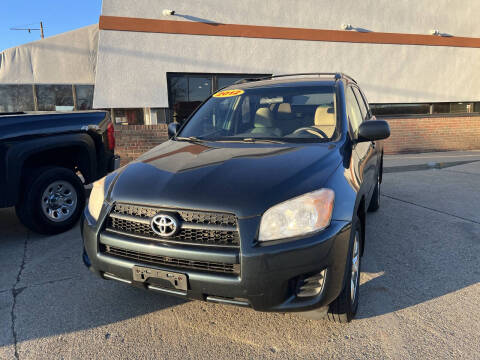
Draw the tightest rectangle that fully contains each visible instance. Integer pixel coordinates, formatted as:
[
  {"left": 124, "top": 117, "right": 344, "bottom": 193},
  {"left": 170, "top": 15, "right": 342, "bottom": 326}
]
[{"left": 10, "top": 21, "right": 45, "bottom": 39}]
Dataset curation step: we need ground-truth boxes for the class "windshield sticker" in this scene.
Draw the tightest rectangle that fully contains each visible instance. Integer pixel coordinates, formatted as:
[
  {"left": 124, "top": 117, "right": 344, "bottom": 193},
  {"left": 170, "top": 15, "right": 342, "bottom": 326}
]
[{"left": 213, "top": 89, "right": 245, "bottom": 98}]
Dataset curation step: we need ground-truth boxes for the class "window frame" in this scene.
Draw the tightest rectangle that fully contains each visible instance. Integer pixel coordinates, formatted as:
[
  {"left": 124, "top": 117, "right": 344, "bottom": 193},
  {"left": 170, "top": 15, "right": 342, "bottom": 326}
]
[
  {"left": 345, "top": 86, "right": 365, "bottom": 138},
  {"left": 352, "top": 86, "right": 371, "bottom": 121}
]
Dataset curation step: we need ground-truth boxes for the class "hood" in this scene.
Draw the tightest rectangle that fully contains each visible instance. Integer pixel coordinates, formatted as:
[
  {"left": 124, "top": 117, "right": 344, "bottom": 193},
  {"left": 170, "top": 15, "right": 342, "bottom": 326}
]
[{"left": 109, "top": 140, "right": 342, "bottom": 217}]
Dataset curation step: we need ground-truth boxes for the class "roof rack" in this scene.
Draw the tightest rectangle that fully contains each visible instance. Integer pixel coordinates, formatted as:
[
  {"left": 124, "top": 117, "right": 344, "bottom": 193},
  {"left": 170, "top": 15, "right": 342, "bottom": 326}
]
[
  {"left": 337, "top": 73, "right": 357, "bottom": 84},
  {"left": 234, "top": 73, "right": 357, "bottom": 85}
]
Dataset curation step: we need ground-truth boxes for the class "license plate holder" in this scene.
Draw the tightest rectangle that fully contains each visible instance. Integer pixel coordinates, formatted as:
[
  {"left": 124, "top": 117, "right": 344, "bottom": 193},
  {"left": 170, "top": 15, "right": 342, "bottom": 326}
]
[{"left": 132, "top": 266, "right": 188, "bottom": 291}]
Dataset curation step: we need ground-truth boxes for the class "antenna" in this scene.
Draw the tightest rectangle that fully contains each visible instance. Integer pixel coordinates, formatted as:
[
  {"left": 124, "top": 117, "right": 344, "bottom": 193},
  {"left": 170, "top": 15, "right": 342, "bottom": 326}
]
[{"left": 10, "top": 21, "right": 44, "bottom": 39}]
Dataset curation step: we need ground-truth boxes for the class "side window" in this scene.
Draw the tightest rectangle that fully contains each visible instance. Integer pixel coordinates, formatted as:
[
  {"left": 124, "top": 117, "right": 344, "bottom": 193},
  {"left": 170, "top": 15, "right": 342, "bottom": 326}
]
[
  {"left": 345, "top": 87, "right": 364, "bottom": 135},
  {"left": 352, "top": 87, "right": 369, "bottom": 120}
]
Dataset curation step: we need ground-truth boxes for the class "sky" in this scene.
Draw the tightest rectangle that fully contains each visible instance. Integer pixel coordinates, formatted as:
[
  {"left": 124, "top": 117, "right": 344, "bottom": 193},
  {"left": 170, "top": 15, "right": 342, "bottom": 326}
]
[{"left": 1, "top": 1, "right": 102, "bottom": 51}]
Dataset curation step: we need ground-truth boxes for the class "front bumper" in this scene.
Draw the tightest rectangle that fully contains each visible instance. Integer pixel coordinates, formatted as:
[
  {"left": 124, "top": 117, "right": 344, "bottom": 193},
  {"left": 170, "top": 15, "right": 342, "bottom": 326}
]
[{"left": 82, "top": 210, "right": 351, "bottom": 313}]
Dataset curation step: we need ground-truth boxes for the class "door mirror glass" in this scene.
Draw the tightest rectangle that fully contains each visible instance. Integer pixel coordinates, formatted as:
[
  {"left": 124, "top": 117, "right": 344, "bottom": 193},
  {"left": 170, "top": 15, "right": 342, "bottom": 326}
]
[
  {"left": 168, "top": 122, "right": 181, "bottom": 138},
  {"left": 357, "top": 120, "right": 390, "bottom": 142}
]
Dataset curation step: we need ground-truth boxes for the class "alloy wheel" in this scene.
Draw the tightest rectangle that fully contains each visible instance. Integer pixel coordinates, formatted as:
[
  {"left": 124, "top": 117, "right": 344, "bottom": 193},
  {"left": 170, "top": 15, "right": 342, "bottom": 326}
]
[
  {"left": 41, "top": 180, "right": 78, "bottom": 222},
  {"left": 350, "top": 232, "right": 360, "bottom": 303}
]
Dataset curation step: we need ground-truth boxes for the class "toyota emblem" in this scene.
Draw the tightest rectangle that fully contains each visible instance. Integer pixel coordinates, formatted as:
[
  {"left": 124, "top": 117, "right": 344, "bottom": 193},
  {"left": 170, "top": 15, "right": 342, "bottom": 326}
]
[{"left": 151, "top": 214, "right": 178, "bottom": 237}]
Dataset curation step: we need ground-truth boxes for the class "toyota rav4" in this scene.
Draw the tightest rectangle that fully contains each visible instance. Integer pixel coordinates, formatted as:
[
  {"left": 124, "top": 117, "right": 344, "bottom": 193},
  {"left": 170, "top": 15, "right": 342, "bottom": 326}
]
[{"left": 82, "top": 73, "right": 390, "bottom": 322}]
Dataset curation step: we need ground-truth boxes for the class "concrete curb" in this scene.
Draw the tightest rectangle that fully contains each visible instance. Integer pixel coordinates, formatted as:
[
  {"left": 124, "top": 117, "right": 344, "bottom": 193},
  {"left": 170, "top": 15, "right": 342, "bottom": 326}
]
[{"left": 384, "top": 160, "right": 480, "bottom": 173}]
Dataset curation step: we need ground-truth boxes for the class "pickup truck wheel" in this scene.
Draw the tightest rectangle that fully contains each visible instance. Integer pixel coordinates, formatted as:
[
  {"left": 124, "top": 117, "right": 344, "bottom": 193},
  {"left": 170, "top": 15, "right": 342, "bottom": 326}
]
[
  {"left": 367, "top": 171, "right": 381, "bottom": 212},
  {"left": 327, "top": 219, "right": 362, "bottom": 323},
  {"left": 15, "top": 167, "right": 85, "bottom": 235}
]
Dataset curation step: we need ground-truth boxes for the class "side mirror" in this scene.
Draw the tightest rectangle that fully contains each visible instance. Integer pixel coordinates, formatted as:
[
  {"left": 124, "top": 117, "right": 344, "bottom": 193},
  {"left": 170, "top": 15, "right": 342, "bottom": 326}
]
[
  {"left": 357, "top": 120, "right": 390, "bottom": 142},
  {"left": 168, "top": 122, "right": 181, "bottom": 138}
]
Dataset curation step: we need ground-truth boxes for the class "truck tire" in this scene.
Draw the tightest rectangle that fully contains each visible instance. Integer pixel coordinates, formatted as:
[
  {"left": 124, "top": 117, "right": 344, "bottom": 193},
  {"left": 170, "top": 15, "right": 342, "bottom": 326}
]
[
  {"left": 327, "top": 219, "right": 362, "bottom": 323},
  {"left": 15, "top": 166, "right": 86, "bottom": 235}
]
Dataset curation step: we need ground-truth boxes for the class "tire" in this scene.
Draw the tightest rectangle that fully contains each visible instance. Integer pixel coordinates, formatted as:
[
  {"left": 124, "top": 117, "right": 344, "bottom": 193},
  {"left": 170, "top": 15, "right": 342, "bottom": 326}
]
[
  {"left": 368, "top": 170, "right": 381, "bottom": 212},
  {"left": 15, "top": 166, "right": 86, "bottom": 235},
  {"left": 327, "top": 219, "right": 362, "bottom": 323}
]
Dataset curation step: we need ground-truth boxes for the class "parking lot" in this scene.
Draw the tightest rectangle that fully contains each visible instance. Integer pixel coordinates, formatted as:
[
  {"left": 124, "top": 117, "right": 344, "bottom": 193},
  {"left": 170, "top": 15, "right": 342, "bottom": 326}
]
[{"left": 1, "top": 153, "right": 479, "bottom": 359}]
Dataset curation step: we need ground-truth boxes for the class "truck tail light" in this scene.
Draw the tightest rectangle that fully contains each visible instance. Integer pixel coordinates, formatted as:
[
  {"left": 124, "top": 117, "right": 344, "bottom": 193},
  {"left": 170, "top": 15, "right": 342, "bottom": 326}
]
[{"left": 107, "top": 123, "right": 115, "bottom": 151}]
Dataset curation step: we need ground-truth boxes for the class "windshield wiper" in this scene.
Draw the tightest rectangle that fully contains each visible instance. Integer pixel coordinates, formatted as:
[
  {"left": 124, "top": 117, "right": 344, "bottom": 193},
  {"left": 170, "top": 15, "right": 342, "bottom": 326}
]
[
  {"left": 215, "top": 138, "right": 286, "bottom": 144},
  {"left": 240, "top": 138, "right": 286, "bottom": 144},
  {"left": 177, "top": 137, "right": 286, "bottom": 144},
  {"left": 175, "top": 136, "right": 205, "bottom": 143}
]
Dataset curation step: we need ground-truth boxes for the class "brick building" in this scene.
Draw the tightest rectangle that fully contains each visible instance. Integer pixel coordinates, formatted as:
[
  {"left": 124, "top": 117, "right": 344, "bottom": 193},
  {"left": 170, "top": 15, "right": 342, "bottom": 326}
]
[{"left": 1, "top": 0, "right": 480, "bottom": 161}]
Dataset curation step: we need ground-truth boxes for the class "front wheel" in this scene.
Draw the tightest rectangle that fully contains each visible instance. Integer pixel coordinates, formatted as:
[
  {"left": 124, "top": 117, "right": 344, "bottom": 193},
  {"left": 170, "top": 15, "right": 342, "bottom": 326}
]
[
  {"left": 15, "top": 166, "right": 86, "bottom": 235},
  {"left": 327, "top": 219, "right": 362, "bottom": 323}
]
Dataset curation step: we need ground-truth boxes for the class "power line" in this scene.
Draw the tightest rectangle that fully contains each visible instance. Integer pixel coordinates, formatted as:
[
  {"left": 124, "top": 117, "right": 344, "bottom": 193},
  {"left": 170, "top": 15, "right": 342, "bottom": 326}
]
[{"left": 10, "top": 22, "right": 45, "bottom": 39}]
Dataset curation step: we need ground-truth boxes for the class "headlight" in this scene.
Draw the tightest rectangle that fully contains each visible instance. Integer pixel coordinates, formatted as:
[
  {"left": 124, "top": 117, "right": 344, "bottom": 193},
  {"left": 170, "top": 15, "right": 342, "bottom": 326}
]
[
  {"left": 87, "top": 176, "right": 106, "bottom": 221},
  {"left": 258, "top": 189, "right": 334, "bottom": 242}
]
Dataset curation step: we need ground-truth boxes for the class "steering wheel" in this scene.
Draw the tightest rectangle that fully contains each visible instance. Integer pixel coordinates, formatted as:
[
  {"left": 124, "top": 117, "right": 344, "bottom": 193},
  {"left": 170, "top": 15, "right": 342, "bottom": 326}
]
[{"left": 293, "top": 127, "right": 329, "bottom": 139}]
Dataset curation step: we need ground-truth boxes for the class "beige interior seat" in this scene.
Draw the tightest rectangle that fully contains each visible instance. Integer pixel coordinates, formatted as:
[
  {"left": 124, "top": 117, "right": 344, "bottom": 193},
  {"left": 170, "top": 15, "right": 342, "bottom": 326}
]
[
  {"left": 251, "top": 108, "right": 281, "bottom": 136},
  {"left": 313, "top": 106, "right": 336, "bottom": 137},
  {"left": 275, "top": 103, "right": 297, "bottom": 135},
  {"left": 277, "top": 103, "right": 292, "bottom": 118}
]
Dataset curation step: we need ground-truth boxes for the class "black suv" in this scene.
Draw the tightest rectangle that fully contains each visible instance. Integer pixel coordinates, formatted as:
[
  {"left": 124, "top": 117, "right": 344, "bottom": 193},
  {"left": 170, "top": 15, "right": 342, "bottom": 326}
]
[{"left": 82, "top": 74, "right": 390, "bottom": 322}]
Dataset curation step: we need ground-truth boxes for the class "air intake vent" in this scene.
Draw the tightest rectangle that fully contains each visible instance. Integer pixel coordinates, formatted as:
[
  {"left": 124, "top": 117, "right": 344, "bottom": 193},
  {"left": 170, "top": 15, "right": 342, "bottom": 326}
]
[{"left": 104, "top": 245, "right": 240, "bottom": 275}]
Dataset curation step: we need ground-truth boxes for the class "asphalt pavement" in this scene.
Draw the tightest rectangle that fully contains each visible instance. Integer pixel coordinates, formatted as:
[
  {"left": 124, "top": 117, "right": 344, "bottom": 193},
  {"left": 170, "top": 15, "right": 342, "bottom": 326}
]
[{"left": 1, "top": 152, "right": 479, "bottom": 359}]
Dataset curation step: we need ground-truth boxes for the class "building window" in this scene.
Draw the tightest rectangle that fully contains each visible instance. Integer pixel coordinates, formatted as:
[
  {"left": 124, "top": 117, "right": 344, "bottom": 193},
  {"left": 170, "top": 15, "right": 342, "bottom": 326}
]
[
  {"left": 0, "top": 85, "right": 35, "bottom": 113},
  {"left": 167, "top": 73, "right": 270, "bottom": 123},
  {"left": 36, "top": 84, "right": 74, "bottom": 111},
  {"left": 371, "top": 102, "right": 480, "bottom": 116},
  {"left": 75, "top": 85, "right": 94, "bottom": 110},
  {"left": 371, "top": 103, "right": 430, "bottom": 116},
  {"left": 168, "top": 75, "right": 210, "bottom": 124},
  {"left": 150, "top": 108, "right": 169, "bottom": 124},
  {"left": 113, "top": 108, "right": 144, "bottom": 125},
  {"left": 446, "top": 102, "right": 472, "bottom": 113}
]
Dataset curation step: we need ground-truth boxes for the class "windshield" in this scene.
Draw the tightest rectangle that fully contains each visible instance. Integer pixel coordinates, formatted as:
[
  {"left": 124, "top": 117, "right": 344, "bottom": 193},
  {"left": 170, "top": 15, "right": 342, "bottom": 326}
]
[{"left": 178, "top": 85, "right": 337, "bottom": 142}]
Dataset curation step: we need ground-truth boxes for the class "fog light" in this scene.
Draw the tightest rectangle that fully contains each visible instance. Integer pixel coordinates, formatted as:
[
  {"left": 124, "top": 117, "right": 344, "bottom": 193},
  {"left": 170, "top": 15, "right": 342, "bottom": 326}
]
[{"left": 297, "top": 269, "right": 326, "bottom": 298}]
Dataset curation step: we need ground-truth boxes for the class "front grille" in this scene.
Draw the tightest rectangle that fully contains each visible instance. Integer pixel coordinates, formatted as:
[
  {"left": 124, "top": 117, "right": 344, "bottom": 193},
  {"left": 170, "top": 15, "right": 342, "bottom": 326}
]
[
  {"left": 105, "top": 245, "right": 240, "bottom": 275},
  {"left": 106, "top": 203, "right": 240, "bottom": 248},
  {"left": 114, "top": 203, "right": 237, "bottom": 226}
]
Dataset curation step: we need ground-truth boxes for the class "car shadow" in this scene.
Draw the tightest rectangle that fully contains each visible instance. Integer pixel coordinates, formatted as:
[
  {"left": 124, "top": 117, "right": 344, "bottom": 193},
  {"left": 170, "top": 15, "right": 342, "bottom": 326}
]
[
  {"left": 356, "top": 195, "right": 480, "bottom": 319},
  {"left": 10, "top": 276, "right": 189, "bottom": 346},
  {"left": 0, "top": 207, "right": 187, "bottom": 347}
]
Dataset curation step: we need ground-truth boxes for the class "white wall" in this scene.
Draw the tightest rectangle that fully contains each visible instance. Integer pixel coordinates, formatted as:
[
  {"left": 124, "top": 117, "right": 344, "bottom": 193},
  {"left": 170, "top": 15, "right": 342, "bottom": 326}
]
[
  {"left": 0, "top": 25, "right": 98, "bottom": 84},
  {"left": 94, "top": 0, "right": 480, "bottom": 108},
  {"left": 101, "top": 0, "right": 480, "bottom": 37}
]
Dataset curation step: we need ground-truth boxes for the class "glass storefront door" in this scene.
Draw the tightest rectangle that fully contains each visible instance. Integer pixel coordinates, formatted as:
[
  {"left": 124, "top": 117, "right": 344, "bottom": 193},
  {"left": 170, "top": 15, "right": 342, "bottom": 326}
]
[{"left": 167, "top": 73, "right": 269, "bottom": 123}]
